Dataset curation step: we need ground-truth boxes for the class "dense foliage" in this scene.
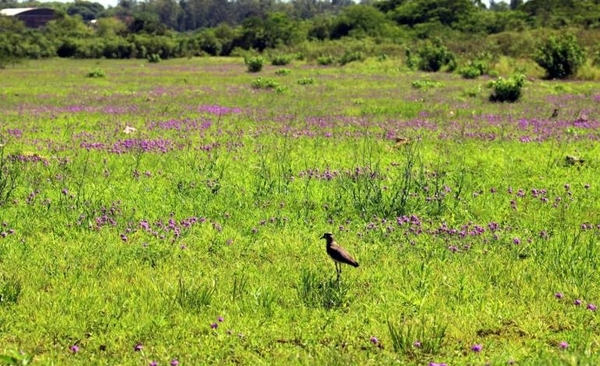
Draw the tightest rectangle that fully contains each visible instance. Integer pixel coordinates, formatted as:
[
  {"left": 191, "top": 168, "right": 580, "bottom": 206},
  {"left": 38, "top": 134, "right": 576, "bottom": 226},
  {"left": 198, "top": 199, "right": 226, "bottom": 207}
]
[
  {"left": 534, "top": 34, "right": 587, "bottom": 79},
  {"left": 0, "top": 0, "right": 600, "bottom": 79}
]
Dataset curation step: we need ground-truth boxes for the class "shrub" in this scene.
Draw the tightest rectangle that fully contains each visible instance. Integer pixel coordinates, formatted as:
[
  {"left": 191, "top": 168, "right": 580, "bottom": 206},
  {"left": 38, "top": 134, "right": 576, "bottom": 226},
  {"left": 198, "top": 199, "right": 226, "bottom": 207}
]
[
  {"left": 317, "top": 55, "right": 335, "bottom": 66},
  {"left": 458, "top": 65, "right": 482, "bottom": 79},
  {"left": 417, "top": 40, "right": 456, "bottom": 72},
  {"left": 534, "top": 34, "right": 587, "bottom": 79},
  {"left": 405, "top": 48, "right": 419, "bottom": 70},
  {"left": 339, "top": 50, "right": 365, "bottom": 66},
  {"left": 86, "top": 68, "right": 105, "bottom": 78},
  {"left": 411, "top": 80, "right": 442, "bottom": 89},
  {"left": 245, "top": 56, "right": 265, "bottom": 72},
  {"left": 271, "top": 54, "right": 293, "bottom": 66},
  {"left": 147, "top": 53, "right": 161, "bottom": 63},
  {"left": 275, "top": 68, "right": 291, "bottom": 76},
  {"left": 488, "top": 74, "right": 525, "bottom": 103},
  {"left": 251, "top": 77, "right": 279, "bottom": 89},
  {"left": 297, "top": 77, "right": 314, "bottom": 85},
  {"left": 459, "top": 58, "right": 490, "bottom": 79}
]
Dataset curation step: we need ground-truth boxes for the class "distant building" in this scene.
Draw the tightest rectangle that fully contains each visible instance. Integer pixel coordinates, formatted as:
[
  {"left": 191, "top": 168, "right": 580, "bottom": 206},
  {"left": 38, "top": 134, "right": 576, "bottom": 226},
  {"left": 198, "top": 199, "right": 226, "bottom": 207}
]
[{"left": 0, "top": 8, "right": 56, "bottom": 28}]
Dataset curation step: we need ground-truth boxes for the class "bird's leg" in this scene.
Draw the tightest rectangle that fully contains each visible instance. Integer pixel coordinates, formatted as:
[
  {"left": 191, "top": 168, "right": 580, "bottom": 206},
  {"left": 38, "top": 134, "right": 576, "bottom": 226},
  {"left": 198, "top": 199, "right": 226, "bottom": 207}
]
[{"left": 336, "top": 263, "right": 341, "bottom": 281}]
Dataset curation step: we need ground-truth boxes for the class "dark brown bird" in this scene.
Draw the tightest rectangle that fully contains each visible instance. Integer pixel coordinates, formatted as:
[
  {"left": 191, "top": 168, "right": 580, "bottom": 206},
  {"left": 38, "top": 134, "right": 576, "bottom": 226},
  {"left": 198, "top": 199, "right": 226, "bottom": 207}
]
[
  {"left": 550, "top": 108, "right": 559, "bottom": 119},
  {"left": 394, "top": 136, "right": 410, "bottom": 146},
  {"left": 320, "top": 232, "right": 359, "bottom": 279}
]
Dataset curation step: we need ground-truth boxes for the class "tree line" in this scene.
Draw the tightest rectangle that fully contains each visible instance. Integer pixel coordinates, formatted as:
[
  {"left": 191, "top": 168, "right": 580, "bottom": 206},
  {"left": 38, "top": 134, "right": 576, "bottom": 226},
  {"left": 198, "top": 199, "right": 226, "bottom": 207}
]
[{"left": 0, "top": 0, "right": 599, "bottom": 62}]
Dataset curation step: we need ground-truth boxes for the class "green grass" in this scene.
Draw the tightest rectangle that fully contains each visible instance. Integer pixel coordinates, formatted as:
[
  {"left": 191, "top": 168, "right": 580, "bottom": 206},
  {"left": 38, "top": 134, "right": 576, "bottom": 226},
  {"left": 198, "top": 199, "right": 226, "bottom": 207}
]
[{"left": 0, "top": 57, "right": 600, "bottom": 365}]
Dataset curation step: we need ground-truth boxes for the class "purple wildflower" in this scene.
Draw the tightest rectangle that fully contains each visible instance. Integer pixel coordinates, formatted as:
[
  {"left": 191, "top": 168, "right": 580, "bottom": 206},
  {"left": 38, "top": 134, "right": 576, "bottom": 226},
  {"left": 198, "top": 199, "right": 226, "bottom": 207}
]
[
  {"left": 211, "top": 322, "right": 218, "bottom": 329},
  {"left": 513, "top": 238, "right": 521, "bottom": 245},
  {"left": 471, "top": 344, "right": 483, "bottom": 352},
  {"left": 134, "top": 343, "right": 143, "bottom": 352},
  {"left": 149, "top": 362, "right": 158, "bottom": 366},
  {"left": 575, "top": 299, "right": 582, "bottom": 306},
  {"left": 218, "top": 316, "right": 224, "bottom": 322},
  {"left": 587, "top": 303, "right": 597, "bottom": 311},
  {"left": 559, "top": 341, "right": 568, "bottom": 349},
  {"left": 555, "top": 292, "right": 563, "bottom": 299},
  {"left": 70, "top": 345, "right": 79, "bottom": 353},
  {"left": 370, "top": 336, "right": 379, "bottom": 345},
  {"left": 413, "top": 340, "right": 422, "bottom": 348},
  {"left": 170, "top": 360, "right": 179, "bottom": 366}
]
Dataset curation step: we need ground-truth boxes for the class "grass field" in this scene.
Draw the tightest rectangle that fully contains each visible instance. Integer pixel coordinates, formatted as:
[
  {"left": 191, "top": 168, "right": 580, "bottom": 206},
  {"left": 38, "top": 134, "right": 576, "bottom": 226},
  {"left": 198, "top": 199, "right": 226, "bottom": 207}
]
[{"left": 1, "top": 57, "right": 600, "bottom": 365}]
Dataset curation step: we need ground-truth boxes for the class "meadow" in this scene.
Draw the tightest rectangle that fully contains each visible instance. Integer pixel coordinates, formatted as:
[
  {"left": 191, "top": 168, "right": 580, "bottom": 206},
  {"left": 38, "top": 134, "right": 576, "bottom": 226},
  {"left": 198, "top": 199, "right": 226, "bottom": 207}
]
[{"left": 0, "top": 57, "right": 599, "bottom": 365}]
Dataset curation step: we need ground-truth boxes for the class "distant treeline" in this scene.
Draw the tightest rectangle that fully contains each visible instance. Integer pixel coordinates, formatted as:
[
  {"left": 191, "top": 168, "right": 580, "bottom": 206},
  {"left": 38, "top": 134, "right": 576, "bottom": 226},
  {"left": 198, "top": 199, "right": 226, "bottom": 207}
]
[{"left": 1, "top": 0, "right": 600, "bottom": 61}]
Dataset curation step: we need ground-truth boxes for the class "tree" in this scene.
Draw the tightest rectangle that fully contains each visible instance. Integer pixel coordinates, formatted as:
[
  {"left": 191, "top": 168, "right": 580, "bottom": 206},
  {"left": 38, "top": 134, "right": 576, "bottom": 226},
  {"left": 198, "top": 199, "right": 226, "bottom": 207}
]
[
  {"left": 391, "top": 0, "right": 478, "bottom": 28},
  {"left": 510, "top": 0, "right": 523, "bottom": 10},
  {"left": 152, "top": 0, "right": 182, "bottom": 30},
  {"left": 331, "top": 5, "right": 392, "bottom": 38},
  {"left": 96, "top": 17, "right": 127, "bottom": 37},
  {"left": 67, "top": 1, "right": 105, "bottom": 21}
]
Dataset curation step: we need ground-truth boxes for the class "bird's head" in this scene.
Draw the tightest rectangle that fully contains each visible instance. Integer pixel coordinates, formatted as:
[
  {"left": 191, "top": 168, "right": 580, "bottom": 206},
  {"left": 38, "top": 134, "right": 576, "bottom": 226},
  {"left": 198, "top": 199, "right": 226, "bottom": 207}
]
[{"left": 320, "top": 232, "right": 333, "bottom": 241}]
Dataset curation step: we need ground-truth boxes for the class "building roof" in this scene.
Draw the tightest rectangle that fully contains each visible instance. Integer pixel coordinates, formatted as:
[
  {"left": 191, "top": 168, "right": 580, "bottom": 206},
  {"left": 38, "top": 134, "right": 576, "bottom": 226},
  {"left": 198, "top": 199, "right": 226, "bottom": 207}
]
[{"left": 0, "top": 8, "right": 39, "bottom": 16}]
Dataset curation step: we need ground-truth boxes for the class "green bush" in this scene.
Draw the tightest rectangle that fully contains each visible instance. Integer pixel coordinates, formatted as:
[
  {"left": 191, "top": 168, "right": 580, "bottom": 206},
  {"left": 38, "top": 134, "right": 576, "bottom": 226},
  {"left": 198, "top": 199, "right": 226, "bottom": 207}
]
[
  {"left": 245, "top": 56, "right": 265, "bottom": 72},
  {"left": 148, "top": 53, "right": 161, "bottom": 63},
  {"left": 411, "top": 80, "right": 442, "bottom": 89},
  {"left": 405, "top": 48, "right": 419, "bottom": 70},
  {"left": 317, "top": 55, "right": 335, "bottom": 66},
  {"left": 488, "top": 73, "right": 525, "bottom": 103},
  {"left": 271, "top": 54, "right": 293, "bottom": 66},
  {"left": 130, "top": 35, "right": 180, "bottom": 59},
  {"left": 251, "top": 77, "right": 279, "bottom": 89},
  {"left": 86, "top": 68, "right": 106, "bottom": 78},
  {"left": 417, "top": 40, "right": 456, "bottom": 72},
  {"left": 458, "top": 65, "right": 482, "bottom": 79},
  {"left": 275, "top": 68, "right": 292, "bottom": 75},
  {"left": 459, "top": 57, "right": 490, "bottom": 79},
  {"left": 534, "top": 34, "right": 586, "bottom": 79},
  {"left": 339, "top": 50, "right": 365, "bottom": 66},
  {"left": 297, "top": 77, "right": 314, "bottom": 85}
]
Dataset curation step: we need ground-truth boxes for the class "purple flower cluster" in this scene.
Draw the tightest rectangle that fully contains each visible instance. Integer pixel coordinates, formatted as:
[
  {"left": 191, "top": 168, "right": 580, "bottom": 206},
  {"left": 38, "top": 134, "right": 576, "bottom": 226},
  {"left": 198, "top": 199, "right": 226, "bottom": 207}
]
[
  {"left": 8, "top": 153, "right": 49, "bottom": 166},
  {"left": 147, "top": 118, "right": 213, "bottom": 131},
  {"left": 197, "top": 105, "right": 242, "bottom": 115},
  {"left": 435, "top": 222, "right": 488, "bottom": 238},
  {"left": 80, "top": 141, "right": 106, "bottom": 150},
  {"left": 110, "top": 139, "right": 174, "bottom": 154},
  {"left": 137, "top": 216, "right": 204, "bottom": 240},
  {"left": 7, "top": 128, "right": 23, "bottom": 138}
]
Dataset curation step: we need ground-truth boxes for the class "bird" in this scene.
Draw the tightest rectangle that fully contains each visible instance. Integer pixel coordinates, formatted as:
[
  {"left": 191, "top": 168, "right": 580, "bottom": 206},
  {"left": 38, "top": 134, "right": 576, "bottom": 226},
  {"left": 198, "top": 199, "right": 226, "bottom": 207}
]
[
  {"left": 394, "top": 136, "right": 410, "bottom": 146},
  {"left": 320, "top": 232, "right": 359, "bottom": 280},
  {"left": 550, "top": 108, "right": 559, "bottom": 119}
]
